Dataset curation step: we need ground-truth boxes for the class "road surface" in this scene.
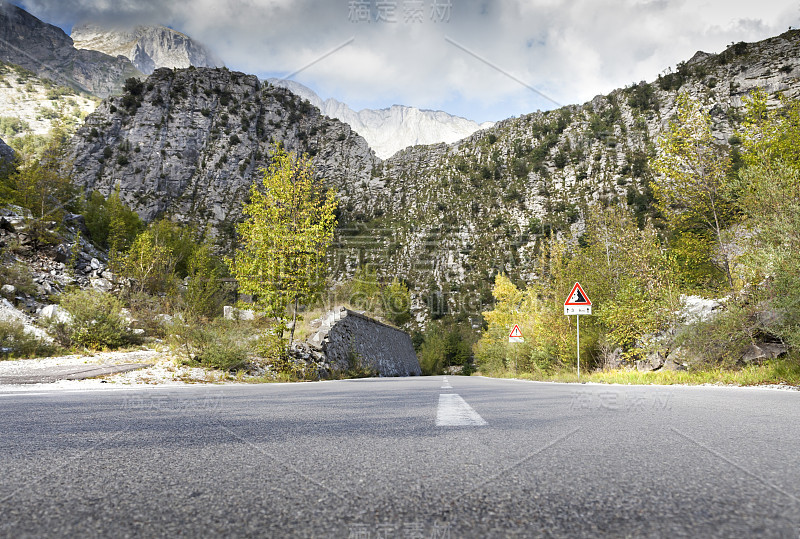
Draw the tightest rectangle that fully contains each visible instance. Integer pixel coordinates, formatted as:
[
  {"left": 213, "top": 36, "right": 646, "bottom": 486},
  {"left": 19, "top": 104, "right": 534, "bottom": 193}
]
[{"left": 1, "top": 376, "right": 798, "bottom": 537}]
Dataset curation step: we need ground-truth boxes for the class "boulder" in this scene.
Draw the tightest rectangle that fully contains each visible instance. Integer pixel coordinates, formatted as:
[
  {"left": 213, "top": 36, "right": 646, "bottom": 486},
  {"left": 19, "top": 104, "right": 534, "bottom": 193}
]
[
  {"left": 90, "top": 277, "right": 113, "bottom": 293},
  {"left": 741, "top": 342, "right": 788, "bottom": 364},
  {"left": 0, "top": 297, "right": 53, "bottom": 342},
  {"left": 0, "top": 216, "right": 15, "bottom": 233},
  {"left": 62, "top": 213, "right": 89, "bottom": 235},
  {"left": 665, "top": 347, "right": 693, "bottom": 371},
  {"left": 1, "top": 284, "right": 15, "bottom": 296},
  {"left": 38, "top": 304, "right": 72, "bottom": 324},
  {"left": 223, "top": 305, "right": 256, "bottom": 321},
  {"left": 0, "top": 137, "right": 14, "bottom": 163},
  {"left": 0, "top": 205, "right": 32, "bottom": 219},
  {"left": 636, "top": 350, "right": 665, "bottom": 372},
  {"left": 679, "top": 295, "right": 723, "bottom": 323}
]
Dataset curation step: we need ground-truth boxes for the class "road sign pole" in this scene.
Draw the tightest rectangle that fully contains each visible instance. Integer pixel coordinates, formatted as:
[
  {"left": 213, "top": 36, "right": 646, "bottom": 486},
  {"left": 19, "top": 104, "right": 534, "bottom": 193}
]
[{"left": 577, "top": 314, "right": 580, "bottom": 379}]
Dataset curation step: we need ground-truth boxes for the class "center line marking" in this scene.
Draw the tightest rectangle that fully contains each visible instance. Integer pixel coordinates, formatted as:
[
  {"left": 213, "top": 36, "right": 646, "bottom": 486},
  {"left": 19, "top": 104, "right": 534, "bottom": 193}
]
[
  {"left": 441, "top": 377, "right": 452, "bottom": 389},
  {"left": 436, "top": 393, "right": 487, "bottom": 426}
]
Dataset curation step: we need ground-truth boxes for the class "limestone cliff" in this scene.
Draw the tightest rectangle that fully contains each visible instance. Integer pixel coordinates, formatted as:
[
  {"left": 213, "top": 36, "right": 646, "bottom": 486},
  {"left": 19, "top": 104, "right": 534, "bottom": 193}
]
[
  {"left": 67, "top": 67, "right": 379, "bottom": 235},
  {"left": 72, "top": 23, "right": 224, "bottom": 75}
]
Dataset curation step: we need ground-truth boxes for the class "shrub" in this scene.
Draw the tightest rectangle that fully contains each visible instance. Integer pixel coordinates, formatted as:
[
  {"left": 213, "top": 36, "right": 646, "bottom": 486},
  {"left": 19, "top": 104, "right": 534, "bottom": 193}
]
[
  {"left": 171, "top": 318, "right": 252, "bottom": 371},
  {"left": 183, "top": 243, "right": 224, "bottom": 319},
  {"left": 0, "top": 261, "right": 37, "bottom": 296},
  {"left": 674, "top": 301, "right": 754, "bottom": 368},
  {"left": 60, "top": 289, "right": 138, "bottom": 349},
  {"left": 0, "top": 319, "right": 57, "bottom": 359}
]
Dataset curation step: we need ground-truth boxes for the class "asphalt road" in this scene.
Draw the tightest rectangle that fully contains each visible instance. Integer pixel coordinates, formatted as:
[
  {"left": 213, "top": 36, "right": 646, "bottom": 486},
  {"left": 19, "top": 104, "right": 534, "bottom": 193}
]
[{"left": 0, "top": 376, "right": 798, "bottom": 538}]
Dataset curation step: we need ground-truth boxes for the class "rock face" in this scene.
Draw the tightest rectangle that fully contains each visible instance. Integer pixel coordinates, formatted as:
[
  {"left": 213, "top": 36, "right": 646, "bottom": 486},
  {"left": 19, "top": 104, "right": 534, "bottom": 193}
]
[
  {"left": 0, "top": 136, "right": 14, "bottom": 163},
  {"left": 0, "top": 2, "right": 142, "bottom": 97},
  {"left": 67, "top": 67, "right": 378, "bottom": 226},
  {"left": 308, "top": 307, "right": 421, "bottom": 376},
  {"left": 270, "top": 78, "right": 494, "bottom": 159},
  {"left": 72, "top": 23, "right": 224, "bottom": 75}
]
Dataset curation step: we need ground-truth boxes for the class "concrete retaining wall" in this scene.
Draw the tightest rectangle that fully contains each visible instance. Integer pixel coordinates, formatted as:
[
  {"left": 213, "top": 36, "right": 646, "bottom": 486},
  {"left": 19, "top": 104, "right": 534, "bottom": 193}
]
[{"left": 308, "top": 307, "right": 421, "bottom": 377}]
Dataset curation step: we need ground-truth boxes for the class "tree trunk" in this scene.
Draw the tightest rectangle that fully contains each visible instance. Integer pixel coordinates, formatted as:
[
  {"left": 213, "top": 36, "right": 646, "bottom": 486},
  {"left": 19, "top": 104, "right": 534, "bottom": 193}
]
[{"left": 287, "top": 295, "right": 299, "bottom": 356}]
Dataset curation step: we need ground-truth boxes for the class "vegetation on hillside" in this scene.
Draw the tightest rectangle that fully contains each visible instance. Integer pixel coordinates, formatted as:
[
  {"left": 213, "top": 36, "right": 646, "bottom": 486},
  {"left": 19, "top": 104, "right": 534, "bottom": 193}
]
[{"left": 473, "top": 90, "right": 800, "bottom": 381}]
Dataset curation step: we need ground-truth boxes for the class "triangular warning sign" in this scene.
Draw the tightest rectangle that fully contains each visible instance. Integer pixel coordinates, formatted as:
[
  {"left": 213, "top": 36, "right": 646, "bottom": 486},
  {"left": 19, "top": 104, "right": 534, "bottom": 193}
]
[
  {"left": 509, "top": 325, "right": 523, "bottom": 338},
  {"left": 564, "top": 282, "right": 592, "bottom": 306}
]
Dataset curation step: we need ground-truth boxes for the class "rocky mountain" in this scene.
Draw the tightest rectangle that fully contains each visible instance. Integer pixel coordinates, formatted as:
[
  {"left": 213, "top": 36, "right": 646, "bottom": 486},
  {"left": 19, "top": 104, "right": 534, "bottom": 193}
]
[
  {"left": 66, "top": 30, "right": 800, "bottom": 323},
  {"left": 0, "top": 2, "right": 141, "bottom": 98},
  {"left": 269, "top": 79, "right": 494, "bottom": 159},
  {"left": 67, "top": 68, "right": 378, "bottom": 228},
  {"left": 72, "top": 23, "right": 224, "bottom": 75}
]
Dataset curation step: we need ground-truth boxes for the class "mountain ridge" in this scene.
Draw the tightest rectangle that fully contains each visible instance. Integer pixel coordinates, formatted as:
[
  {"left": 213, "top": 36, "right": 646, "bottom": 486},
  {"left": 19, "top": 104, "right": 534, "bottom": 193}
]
[
  {"left": 71, "top": 23, "right": 224, "bottom": 75},
  {"left": 268, "top": 78, "right": 494, "bottom": 159},
  {"left": 0, "top": 1, "right": 141, "bottom": 97},
  {"left": 63, "top": 29, "right": 800, "bottom": 321}
]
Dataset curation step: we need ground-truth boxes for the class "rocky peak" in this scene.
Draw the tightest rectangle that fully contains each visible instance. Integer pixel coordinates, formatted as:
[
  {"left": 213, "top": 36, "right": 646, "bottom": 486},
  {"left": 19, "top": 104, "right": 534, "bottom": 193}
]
[
  {"left": 269, "top": 78, "right": 494, "bottom": 159},
  {"left": 72, "top": 23, "right": 225, "bottom": 75},
  {"left": 67, "top": 67, "right": 378, "bottom": 231},
  {"left": 0, "top": 1, "right": 141, "bottom": 97}
]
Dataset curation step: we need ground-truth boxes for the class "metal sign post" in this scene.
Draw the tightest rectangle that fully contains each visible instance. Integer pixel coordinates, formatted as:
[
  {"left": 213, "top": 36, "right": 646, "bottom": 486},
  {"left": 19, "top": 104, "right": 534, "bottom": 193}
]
[
  {"left": 509, "top": 325, "right": 524, "bottom": 374},
  {"left": 564, "top": 282, "right": 591, "bottom": 379}
]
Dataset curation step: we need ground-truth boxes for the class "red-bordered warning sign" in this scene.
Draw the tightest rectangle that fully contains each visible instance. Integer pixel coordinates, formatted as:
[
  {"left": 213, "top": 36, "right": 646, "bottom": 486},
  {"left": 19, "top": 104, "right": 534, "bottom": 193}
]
[
  {"left": 509, "top": 324, "right": 524, "bottom": 343},
  {"left": 564, "top": 282, "right": 591, "bottom": 306},
  {"left": 564, "top": 282, "right": 592, "bottom": 315}
]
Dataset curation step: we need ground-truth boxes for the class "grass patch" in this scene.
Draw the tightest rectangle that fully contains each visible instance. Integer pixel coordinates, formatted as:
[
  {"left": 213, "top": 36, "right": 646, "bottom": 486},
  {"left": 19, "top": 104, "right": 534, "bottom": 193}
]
[{"left": 478, "top": 357, "right": 800, "bottom": 387}]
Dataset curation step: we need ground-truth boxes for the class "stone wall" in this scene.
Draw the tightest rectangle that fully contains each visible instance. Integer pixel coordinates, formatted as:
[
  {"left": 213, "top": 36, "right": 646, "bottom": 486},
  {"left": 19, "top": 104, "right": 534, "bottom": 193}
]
[{"left": 307, "top": 307, "right": 421, "bottom": 377}]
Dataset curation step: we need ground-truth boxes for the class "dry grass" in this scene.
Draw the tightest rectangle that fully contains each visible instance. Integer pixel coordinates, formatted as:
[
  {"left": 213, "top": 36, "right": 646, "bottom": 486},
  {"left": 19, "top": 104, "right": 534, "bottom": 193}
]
[{"left": 479, "top": 357, "right": 800, "bottom": 388}]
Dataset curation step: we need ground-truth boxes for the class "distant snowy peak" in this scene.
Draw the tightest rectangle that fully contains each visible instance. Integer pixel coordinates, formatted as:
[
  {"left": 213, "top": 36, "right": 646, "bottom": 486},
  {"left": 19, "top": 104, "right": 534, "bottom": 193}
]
[
  {"left": 71, "top": 23, "right": 224, "bottom": 75},
  {"left": 268, "top": 78, "right": 494, "bottom": 159}
]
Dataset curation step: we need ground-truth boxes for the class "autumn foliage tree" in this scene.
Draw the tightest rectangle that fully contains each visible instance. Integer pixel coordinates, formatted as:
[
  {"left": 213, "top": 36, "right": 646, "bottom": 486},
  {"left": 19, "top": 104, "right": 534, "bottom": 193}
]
[
  {"left": 228, "top": 147, "right": 337, "bottom": 356},
  {"left": 653, "top": 93, "right": 737, "bottom": 289}
]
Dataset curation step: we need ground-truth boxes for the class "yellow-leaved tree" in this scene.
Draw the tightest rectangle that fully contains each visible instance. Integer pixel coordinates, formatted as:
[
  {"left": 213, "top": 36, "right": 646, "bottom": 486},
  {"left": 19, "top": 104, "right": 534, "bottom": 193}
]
[
  {"left": 653, "top": 93, "right": 737, "bottom": 289},
  {"left": 228, "top": 146, "right": 338, "bottom": 357}
]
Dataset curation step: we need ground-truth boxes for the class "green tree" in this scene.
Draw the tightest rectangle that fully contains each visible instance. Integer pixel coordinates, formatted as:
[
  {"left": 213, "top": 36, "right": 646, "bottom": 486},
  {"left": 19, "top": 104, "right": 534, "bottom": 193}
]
[
  {"left": 653, "top": 93, "right": 737, "bottom": 288},
  {"left": 184, "top": 241, "right": 223, "bottom": 320},
  {"left": 351, "top": 265, "right": 380, "bottom": 312},
  {"left": 3, "top": 127, "right": 76, "bottom": 247},
  {"left": 122, "top": 229, "right": 176, "bottom": 294},
  {"left": 228, "top": 147, "right": 337, "bottom": 355},
  {"left": 382, "top": 277, "right": 412, "bottom": 326},
  {"left": 734, "top": 91, "right": 800, "bottom": 348},
  {"left": 84, "top": 188, "right": 144, "bottom": 256}
]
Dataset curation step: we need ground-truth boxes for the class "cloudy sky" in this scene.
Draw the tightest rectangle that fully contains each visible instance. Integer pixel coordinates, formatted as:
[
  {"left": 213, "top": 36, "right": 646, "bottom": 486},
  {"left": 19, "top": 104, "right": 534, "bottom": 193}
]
[{"left": 15, "top": 0, "right": 798, "bottom": 123}]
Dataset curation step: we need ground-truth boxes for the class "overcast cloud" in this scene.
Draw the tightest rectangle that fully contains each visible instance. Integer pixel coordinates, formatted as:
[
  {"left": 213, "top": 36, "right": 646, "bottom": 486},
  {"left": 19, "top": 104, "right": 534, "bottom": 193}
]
[{"left": 16, "top": 0, "right": 797, "bottom": 122}]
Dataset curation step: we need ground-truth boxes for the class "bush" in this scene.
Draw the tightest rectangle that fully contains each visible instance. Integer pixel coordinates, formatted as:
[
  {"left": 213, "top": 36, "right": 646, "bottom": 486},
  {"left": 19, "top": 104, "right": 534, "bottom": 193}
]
[
  {"left": 170, "top": 318, "right": 252, "bottom": 371},
  {"left": 0, "top": 319, "right": 57, "bottom": 359},
  {"left": 82, "top": 189, "right": 144, "bottom": 251},
  {"left": 60, "top": 289, "right": 138, "bottom": 349},
  {"left": 674, "top": 302, "right": 754, "bottom": 368},
  {"left": 0, "top": 261, "right": 37, "bottom": 296},
  {"left": 418, "top": 321, "right": 474, "bottom": 375}
]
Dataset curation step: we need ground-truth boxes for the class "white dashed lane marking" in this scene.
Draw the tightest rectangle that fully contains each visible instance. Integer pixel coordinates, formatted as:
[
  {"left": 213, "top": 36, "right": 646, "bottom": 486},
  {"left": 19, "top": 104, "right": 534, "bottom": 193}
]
[
  {"left": 436, "top": 393, "right": 487, "bottom": 426},
  {"left": 441, "top": 376, "right": 452, "bottom": 389}
]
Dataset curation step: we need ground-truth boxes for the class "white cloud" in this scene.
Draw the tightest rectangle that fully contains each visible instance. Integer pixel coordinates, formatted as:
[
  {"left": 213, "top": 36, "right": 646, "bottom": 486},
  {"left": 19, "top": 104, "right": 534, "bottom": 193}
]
[{"left": 16, "top": 0, "right": 797, "bottom": 121}]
